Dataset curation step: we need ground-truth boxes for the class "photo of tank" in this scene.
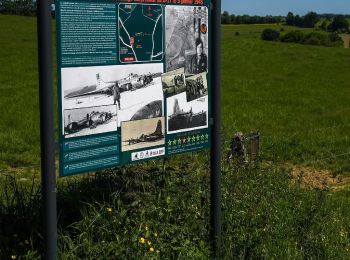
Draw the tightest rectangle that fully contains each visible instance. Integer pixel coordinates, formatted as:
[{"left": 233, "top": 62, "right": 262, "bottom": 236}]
[
  {"left": 161, "top": 67, "right": 186, "bottom": 98},
  {"left": 186, "top": 72, "right": 208, "bottom": 102}
]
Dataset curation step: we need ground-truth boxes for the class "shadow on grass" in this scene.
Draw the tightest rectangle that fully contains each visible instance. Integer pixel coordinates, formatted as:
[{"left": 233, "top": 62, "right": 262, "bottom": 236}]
[{"left": 1, "top": 154, "right": 350, "bottom": 259}]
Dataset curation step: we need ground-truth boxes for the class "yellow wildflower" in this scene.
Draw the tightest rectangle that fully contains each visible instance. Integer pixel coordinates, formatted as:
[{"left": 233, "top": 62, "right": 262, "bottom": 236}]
[
  {"left": 147, "top": 240, "right": 152, "bottom": 246},
  {"left": 340, "top": 229, "right": 346, "bottom": 238},
  {"left": 145, "top": 225, "right": 149, "bottom": 231},
  {"left": 156, "top": 250, "right": 160, "bottom": 253},
  {"left": 154, "top": 233, "right": 158, "bottom": 237},
  {"left": 139, "top": 237, "right": 145, "bottom": 244},
  {"left": 11, "top": 256, "right": 17, "bottom": 260},
  {"left": 149, "top": 247, "right": 154, "bottom": 252},
  {"left": 106, "top": 207, "right": 112, "bottom": 213}
]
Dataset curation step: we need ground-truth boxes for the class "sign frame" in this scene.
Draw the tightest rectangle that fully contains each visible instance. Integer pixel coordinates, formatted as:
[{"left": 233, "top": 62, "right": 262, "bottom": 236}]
[
  {"left": 55, "top": 0, "right": 213, "bottom": 177},
  {"left": 37, "top": 0, "right": 221, "bottom": 258}
]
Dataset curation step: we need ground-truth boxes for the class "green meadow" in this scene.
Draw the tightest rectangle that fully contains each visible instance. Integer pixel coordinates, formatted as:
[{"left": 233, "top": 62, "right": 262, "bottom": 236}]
[
  {"left": 222, "top": 24, "right": 350, "bottom": 174},
  {"left": 0, "top": 15, "right": 350, "bottom": 258}
]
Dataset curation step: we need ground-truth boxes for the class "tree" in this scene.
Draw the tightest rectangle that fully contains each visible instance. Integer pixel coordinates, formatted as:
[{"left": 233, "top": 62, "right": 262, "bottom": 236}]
[
  {"left": 0, "top": 0, "right": 36, "bottom": 15},
  {"left": 320, "top": 20, "right": 328, "bottom": 30},
  {"left": 328, "top": 15, "right": 349, "bottom": 32},
  {"left": 294, "top": 15, "right": 304, "bottom": 27},
  {"left": 303, "top": 12, "right": 319, "bottom": 28},
  {"left": 230, "top": 14, "right": 235, "bottom": 24},
  {"left": 261, "top": 29, "right": 280, "bottom": 41},
  {"left": 328, "top": 32, "right": 342, "bottom": 42},
  {"left": 221, "top": 11, "right": 230, "bottom": 24},
  {"left": 286, "top": 12, "right": 295, "bottom": 25}
]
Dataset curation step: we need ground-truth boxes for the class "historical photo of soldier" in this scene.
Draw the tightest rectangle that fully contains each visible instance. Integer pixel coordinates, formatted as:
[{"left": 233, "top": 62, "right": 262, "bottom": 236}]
[
  {"left": 186, "top": 72, "right": 208, "bottom": 102},
  {"left": 165, "top": 6, "right": 208, "bottom": 73},
  {"left": 188, "top": 38, "right": 208, "bottom": 74},
  {"left": 113, "top": 83, "right": 121, "bottom": 109},
  {"left": 161, "top": 67, "right": 186, "bottom": 98},
  {"left": 63, "top": 105, "right": 118, "bottom": 138}
]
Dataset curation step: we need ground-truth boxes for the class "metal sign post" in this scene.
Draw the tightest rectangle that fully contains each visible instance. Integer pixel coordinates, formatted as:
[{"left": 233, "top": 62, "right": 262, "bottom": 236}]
[
  {"left": 210, "top": 0, "right": 222, "bottom": 258},
  {"left": 37, "top": 0, "right": 58, "bottom": 258}
]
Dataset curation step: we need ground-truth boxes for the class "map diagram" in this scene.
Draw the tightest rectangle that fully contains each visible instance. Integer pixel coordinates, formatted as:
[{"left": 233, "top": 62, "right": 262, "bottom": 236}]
[{"left": 118, "top": 4, "right": 163, "bottom": 63}]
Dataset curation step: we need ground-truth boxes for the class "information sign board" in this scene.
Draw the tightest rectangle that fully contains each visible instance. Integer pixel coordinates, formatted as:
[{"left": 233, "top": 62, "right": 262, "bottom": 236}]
[{"left": 56, "top": 0, "right": 212, "bottom": 176}]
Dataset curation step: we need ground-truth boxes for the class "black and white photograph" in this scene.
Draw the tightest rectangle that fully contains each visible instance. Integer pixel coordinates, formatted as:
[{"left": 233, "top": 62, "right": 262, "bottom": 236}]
[
  {"left": 121, "top": 117, "right": 165, "bottom": 152},
  {"left": 63, "top": 105, "right": 118, "bottom": 138},
  {"left": 61, "top": 64, "right": 164, "bottom": 126},
  {"left": 186, "top": 72, "right": 208, "bottom": 102},
  {"left": 167, "top": 92, "right": 208, "bottom": 134},
  {"left": 165, "top": 6, "right": 208, "bottom": 73},
  {"left": 161, "top": 67, "right": 186, "bottom": 98}
]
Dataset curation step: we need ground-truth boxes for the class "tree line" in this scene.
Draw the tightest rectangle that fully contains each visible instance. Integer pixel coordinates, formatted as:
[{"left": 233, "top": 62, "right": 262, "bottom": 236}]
[
  {"left": 261, "top": 28, "right": 344, "bottom": 48},
  {"left": 221, "top": 12, "right": 283, "bottom": 25},
  {"left": 222, "top": 11, "right": 350, "bottom": 32},
  {"left": 0, "top": 0, "right": 37, "bottom": 16},
  {"left": 286, "top": 12, "right": 349, "bottom": 32}
]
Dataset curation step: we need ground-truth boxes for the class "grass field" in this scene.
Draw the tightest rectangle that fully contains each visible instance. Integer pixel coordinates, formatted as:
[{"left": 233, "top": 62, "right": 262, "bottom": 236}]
[
  {"left": 0, "top": 15, "right": 350, "bottom": 258},
  {"left": 222, "top": 24, "right": 350, "bottom": 174}
]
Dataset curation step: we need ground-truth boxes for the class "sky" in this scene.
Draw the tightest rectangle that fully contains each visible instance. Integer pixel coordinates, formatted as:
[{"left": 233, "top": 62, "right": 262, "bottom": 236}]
[{"left": 222, "top": 0, "right": 350, "bottom": 16}]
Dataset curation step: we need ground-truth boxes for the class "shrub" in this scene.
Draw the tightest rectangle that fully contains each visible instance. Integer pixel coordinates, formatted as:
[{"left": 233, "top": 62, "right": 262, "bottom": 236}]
[
  {"left": 320, "top": 20, "right": 328, "bottom": 31},
  {"left": 279, "top": 30, "right": 343, "bottom": 48},
  {"left": 328, "top": 15, "right": 349, "bottom": 32},
  {"left": 261, "top": 29, "right": 280, "bottom": 41},
  {"left": 302, "top": 32, "right": 327, "bottom": 46},
  {"left": 325, "top": 32, "right": 343, "bottom": 47},
  {"left": 303, "top": 36, "right": 321, "bottom": 46},
  {"left": 329, "top": 32, "right": 342, "bottom": 42},
  {"left": 235, "top": 32, "right": 240, "bottom": 36},
  {"left": 280, "top": 30, "right": 305, "bottom": 43}
]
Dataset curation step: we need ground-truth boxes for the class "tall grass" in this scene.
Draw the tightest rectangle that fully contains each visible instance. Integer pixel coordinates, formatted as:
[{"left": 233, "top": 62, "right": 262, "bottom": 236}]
[{"left": 1, "top": 156, "right": 350, "bottom": 258}]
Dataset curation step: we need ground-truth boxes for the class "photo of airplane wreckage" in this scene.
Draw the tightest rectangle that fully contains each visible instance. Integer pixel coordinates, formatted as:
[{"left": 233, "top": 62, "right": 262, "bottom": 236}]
[
  {"left": 168, "top": 98, "right": 207, "bottom": 132},
  {"left": 65, "top": 111, "right": 114, "bottom": 135},
  {"left": 123, "top": 120, "right": 164, "bottom": 145},
  {"left": 64, "top": 72, "right": 156, "bottom": 100}
]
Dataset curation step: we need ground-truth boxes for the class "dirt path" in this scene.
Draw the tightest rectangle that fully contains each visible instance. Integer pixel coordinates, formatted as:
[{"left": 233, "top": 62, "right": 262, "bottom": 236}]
[{"left": 290, "top": 165, "right": 350, "bottom": 191}]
